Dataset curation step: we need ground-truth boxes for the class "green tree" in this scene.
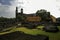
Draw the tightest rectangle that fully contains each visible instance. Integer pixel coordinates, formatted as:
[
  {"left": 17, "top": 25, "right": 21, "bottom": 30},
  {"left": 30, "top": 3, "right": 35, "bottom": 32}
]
[{"left": 36, "top": 9, "right": 50, "bottom": 21}]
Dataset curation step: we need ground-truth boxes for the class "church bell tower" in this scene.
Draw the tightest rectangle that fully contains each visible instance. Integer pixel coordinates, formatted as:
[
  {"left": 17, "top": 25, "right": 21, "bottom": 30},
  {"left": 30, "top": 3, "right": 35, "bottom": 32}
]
[
  {"left": 21, "top": 8, "right": 23, "bottom": 14},
  {"left": 16, "top": 7, "right": 18, "bottom": 18}
]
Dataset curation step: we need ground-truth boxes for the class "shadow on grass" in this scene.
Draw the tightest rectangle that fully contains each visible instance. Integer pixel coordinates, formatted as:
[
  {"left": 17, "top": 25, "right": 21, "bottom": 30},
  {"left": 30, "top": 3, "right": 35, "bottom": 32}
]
[{"left": 0, "top": 31, "right": 49, "bottom": 40}]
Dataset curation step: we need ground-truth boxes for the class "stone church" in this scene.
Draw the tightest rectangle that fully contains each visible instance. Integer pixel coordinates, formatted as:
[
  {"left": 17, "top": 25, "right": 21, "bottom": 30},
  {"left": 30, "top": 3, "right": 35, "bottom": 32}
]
[
  {"left": 15, "top": 7, "right": 56, "bottom": 25},
  {"left": 15, "top": 7, "right": 41, "bottom": 23}
]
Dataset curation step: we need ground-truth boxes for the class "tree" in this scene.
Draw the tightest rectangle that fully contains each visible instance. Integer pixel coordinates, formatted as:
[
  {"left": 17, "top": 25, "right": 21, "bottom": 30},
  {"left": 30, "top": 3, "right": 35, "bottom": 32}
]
[
  {"left": 56, "top": 17, "right": 60, "bottom": 25},
  {"left": 36, "top": 9, "right": 50, "bottom": 21},
  {"left": 17, "top": 15, "right": 25, "bottom": 22}
]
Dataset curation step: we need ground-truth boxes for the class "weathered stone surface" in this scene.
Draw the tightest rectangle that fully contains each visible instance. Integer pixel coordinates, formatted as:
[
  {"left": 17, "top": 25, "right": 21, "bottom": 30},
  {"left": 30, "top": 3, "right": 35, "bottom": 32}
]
[{"left": 0, "top": 31, "right": 49, "bottom": 40}]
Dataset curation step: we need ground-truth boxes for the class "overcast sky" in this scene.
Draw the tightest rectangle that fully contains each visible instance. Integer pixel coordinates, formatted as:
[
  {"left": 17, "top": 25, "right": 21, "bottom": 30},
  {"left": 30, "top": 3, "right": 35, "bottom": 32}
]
[{"left": 0, "top": 0, "right": 60, "bottom": 18}]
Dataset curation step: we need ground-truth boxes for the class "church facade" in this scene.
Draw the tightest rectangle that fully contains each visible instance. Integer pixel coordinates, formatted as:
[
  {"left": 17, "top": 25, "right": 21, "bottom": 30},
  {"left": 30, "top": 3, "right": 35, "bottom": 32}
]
[
  {"left": 15, "top": 7, "right": 56, "bottom": 28},
  {"left": 15, "top": 7, "right": 41, "bottom": 23}
]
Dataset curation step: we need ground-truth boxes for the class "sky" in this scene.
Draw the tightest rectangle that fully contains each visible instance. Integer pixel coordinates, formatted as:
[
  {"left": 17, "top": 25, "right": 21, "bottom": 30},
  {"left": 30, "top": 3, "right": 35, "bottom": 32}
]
[{"left": 0, "top": 0, "right": 60, "bottom": 18}]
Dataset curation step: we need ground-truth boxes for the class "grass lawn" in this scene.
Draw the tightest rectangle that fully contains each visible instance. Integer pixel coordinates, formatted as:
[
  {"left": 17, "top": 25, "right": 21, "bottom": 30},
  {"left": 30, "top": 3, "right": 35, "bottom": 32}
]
[{"left": 0, "top": 26, "right": 60, "bottom": 40}]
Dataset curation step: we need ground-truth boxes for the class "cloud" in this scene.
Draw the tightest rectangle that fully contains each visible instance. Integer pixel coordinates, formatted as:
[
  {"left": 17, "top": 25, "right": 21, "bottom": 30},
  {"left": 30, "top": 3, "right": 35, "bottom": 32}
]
[
  {"left": 0, "top": 0, "right": 17, "bottom": 18},
  {"left": 0, "top": 0, "right": 60, "bottom": 18},
  {"left": 18, "top": 0, "right": 60, "bottom": 18},
  {"left": 0, "top": 0, "right": 12, "bottom": 5}
]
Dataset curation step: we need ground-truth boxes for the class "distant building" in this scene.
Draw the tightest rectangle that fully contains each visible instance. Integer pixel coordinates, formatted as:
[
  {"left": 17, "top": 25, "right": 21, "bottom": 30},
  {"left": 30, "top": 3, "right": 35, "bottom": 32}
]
[
  {"left": 15, "top": 7, "right": 56, "bottom": 25},
  {"left": 15, "top": 7, "right": 41, "bottom": 22}
]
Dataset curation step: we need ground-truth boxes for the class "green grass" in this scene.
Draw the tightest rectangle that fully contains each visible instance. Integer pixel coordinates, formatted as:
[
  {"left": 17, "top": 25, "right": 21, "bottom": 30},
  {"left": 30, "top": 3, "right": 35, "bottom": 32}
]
[{"left": 0, "top": 26, "right": 60, "bottom": 40}]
